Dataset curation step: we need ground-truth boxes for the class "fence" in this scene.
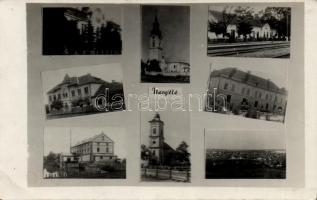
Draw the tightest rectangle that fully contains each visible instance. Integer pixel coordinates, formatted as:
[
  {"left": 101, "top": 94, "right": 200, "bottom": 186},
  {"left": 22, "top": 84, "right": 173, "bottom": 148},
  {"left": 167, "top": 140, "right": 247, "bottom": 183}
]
[{"left": 142, "top": 167, "right": 190, "bottom": 182}]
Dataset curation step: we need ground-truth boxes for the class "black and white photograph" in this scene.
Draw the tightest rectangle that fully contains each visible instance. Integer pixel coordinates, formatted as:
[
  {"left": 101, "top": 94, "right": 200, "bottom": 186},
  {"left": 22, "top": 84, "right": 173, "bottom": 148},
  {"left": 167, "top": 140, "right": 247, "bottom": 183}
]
[
  {"left": 140, "top": 111, "right": 191, "bottom": 182},
  {"left": 141, "top": 6, "right": 190, "bottom": 83},
  {"left": 204, "top": 65, "right": 288, "bottom": 123},
  {"left": 207, "top": 5, "right": 291, "bottom": 58},
  {"left": 205, "top": 130, "right": 286, "bottom": 179},
  {"left": 43, "top": 127, "right": 127, "bottom": 179},
  {"left": 41, "top": 63, "right": 125, "bottom": 119},
  {"left": 42, "top": 6, "right": 122, "bottom": 55}
]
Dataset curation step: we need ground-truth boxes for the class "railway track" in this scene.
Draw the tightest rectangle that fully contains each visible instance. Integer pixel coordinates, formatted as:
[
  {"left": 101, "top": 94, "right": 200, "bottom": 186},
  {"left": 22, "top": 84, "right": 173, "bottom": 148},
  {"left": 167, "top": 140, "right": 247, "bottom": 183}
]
[{"left": 207, "top": 42, "right": 290, "bottom": 57}]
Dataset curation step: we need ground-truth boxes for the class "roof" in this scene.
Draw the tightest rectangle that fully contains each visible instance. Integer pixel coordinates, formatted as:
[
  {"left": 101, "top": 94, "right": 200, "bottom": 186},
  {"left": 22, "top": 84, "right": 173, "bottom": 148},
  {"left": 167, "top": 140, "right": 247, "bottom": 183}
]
[
  {"left": 163, "top": 142, "right": 175, "bottom": 152},
  {"left": 91, "top": 81, "right": 124, "bottom": 98},
  {"left": 47, "top": 73, "right": 106, "bottom": 94},
  {"left": 150, "top": 15, "right": 162, "bottom": 39},
  {"left": 72, "top": 132, "right": 113, "bottom": 147},
  {"left": 149, "top": 112, "right": 164, "bottom": 124},
  {"left": 210, "top": 67, "right": 287, "bottom": 95}
]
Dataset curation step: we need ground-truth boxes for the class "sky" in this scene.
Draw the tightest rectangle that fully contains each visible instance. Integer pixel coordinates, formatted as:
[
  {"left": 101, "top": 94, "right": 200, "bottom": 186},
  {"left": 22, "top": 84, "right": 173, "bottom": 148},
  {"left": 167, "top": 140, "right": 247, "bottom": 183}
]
[
  {"left": 41, "top": 63, "right": 123, "bottom": 104},
  {"left": 44, "top": 127, "right": 127, "bottom": 159},
  {"left": 140, "top": 110, "right": 190, "bottom": 150},
  {"left": 205, "top": 130, "right": 285, "bottom": 150},
  {"left": 209, "top": 61, "right": 288, "bottom": 89},
  {"left": 141, "top": 6, "right": 190, "bottom": 63}
]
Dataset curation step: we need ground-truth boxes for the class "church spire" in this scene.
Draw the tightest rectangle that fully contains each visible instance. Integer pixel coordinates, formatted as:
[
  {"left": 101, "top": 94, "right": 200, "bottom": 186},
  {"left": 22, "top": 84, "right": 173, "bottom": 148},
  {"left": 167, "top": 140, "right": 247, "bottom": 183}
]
[{"left": 150, "top": 13, "right": 162, "bottom": 39}]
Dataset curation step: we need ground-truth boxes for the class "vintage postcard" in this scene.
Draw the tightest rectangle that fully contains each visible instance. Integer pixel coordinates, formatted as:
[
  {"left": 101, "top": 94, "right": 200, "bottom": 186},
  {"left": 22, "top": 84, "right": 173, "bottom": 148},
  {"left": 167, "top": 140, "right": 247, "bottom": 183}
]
[
  {"left": 43, "top": 127, "right": 126, "bottom": 179},
  {"left": 42, "top": 5, "right": 122, "bottom": 55},
  {"left": 140, "top": 111, "right": 191, "bottom": 182},
  {"left": 205, "top": 130, "right": 286, "bottom": 179},
  {"left": 205, "top": 64, "right": 288, "bottom": 123},
  {"left": 141, "top": 5, "right": 190, "bottom": 83},
  {"left": 207, "top": 5, "right": 291, "bottom": 58},
  {"left": 41, "top": 63, "right": 125, "bottom": 119}
]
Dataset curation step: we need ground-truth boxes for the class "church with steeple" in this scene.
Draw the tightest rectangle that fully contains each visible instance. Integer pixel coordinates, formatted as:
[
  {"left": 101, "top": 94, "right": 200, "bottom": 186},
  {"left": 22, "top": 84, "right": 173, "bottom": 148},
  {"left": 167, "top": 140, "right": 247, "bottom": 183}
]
[
  {"left": 148, "top": 113, "right": 176, "bottom": 165},
  {"left": 142, "top": 14, "right": 190, "bottom": 81}
]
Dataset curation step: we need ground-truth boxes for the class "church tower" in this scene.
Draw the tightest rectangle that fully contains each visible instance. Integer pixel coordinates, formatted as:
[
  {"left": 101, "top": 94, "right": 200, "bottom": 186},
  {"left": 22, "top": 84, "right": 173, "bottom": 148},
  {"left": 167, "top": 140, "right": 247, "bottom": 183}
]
[
  {"left": 149, "top": 15, "right": 163, "bottom": 61},
  {"left": 148, "top": 112, "right": 165, "bottom": 165}
]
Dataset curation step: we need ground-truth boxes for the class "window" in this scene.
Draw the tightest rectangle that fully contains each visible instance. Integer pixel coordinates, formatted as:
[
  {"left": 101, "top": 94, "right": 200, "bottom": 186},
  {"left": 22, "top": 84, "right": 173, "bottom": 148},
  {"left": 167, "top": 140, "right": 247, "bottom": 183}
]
[
  {"left": 84, "top": 87, "right": 89, "bottom": 94},
  {"left": 97, "top": 148, "right": 99, "bottom": 153},
  {"left": 71, "top": 90, "right": 75, "bottom": 97},
  {"left": 259, "top": 92, "right": 262, "bottom": 98},
  {"left": 106, "top": 147, "right": 109, "bottom": 152},
  {"left": 153, "top": 128, "right": 156, "bottom": 134},
  {"left": 58, "top": 94, "right": 61, "bottom": 99},
  {"left": 78, "top": 89, "right": 81, "bottom": 96},
  {"left": 224, "top": 83, "right": 229, "bottom": 90},
  {"left": 49, "top": 96, "right": 52, "bottom": 102},
  {"left": 254, "top": 91, "right": 258, "bottom": 98},
  {"left": 65, "top": 93, "right": 68, "bottom": 98},
  {"left": 246, "top": 89, "right": 250, "bottom": 95},
  {"left": 53, "top": 95, "right": 56, "bottom": 101},
  {"left": 153, "top": 141, "right": 156, "bottom": 144},
  {"left": 241, "top": 88, "right": 245, "bottom": 94},
  {"left": 231, "top": 84, "right": 235, "bottom": 92},
  {"left": 100, "top": 156, "right": 103, "bottom": 159}
]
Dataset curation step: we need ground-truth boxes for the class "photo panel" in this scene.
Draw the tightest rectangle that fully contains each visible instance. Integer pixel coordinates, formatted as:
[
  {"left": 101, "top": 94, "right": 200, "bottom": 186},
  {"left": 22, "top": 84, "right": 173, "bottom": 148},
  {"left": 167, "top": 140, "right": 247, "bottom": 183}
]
[
  {"left": 41, "top": 63, "right": 125, "bottom": 120},
  {"left": 207, "top": 5, "right": 291, "bottom": 58},
  {"left": 140, "top": 110, "right": 191, "bottom": 183},
  {"left": 204, "top": 130, "right": 286, "bottom": 179},
  {"left": 141, "top": 5, "right": 190, "bottom": 83},
  {"left": 204, "top": 63, "right": 288, "bottom": 123},
  {"left": 43, "top": 126, "right": 127, "bottom": 179},
  {"left": 42, "top": 5, "right": 122, "bottom": 55}
]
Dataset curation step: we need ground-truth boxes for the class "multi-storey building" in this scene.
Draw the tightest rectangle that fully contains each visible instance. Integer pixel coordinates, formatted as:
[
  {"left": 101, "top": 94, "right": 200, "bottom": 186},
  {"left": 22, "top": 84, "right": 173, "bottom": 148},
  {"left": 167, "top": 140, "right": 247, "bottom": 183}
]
[
  {"left": 206, "top": 67, "right": 287, "bottom": 114},
  {"left": 70, "top": 132, "right": 117, "bottom": 162},
  {"left": 46, "top": 73, "right": 124, "bottom": 112}
]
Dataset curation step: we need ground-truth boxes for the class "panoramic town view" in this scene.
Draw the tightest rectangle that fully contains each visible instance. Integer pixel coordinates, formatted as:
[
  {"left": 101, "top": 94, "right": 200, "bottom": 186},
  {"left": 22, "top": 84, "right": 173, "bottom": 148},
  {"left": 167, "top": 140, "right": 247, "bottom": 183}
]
[
  {"left": 205, "top": 131, "right": 286, "bottom": 179},
  {"left": 205, "top": 149, "right": 286, "bottom": 179},
  {"left": 207, "top": 6, "right": 291, "bottom": 58}
]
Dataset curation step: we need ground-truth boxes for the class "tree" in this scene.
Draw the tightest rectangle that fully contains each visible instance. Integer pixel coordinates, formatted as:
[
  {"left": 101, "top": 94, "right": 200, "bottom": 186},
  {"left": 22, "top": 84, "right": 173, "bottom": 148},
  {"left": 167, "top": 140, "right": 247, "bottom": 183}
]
[
  {"left": 44, "top": 152, "right": 60, "bottom": 173},
  {"left": 175, "top": 141, "right": 190, "bottom": 164},
  {"left": 235, "top": 7, "right": 254, "bottom": 41},
  {"left": 50, "top": 100, "right": 63, "bottom": 111},
  {"left": 141, "top": 144, "right": 150, "bottom": 160},
  {"left": 261, "top": 7, "right": 291, "bottom": 40}
]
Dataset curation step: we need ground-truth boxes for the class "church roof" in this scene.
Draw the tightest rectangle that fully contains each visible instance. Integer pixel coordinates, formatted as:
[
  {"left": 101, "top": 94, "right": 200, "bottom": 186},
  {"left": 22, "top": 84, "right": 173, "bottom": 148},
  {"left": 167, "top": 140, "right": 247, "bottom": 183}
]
[
  {"left": 150, "top": 15, "right": 162, "bottom": 39},
  {"left": 149, "top": 112, "right": 164, "bottom": 124},
  {"left": 210, "top": 67, "right": 287, "bottom": 95}
]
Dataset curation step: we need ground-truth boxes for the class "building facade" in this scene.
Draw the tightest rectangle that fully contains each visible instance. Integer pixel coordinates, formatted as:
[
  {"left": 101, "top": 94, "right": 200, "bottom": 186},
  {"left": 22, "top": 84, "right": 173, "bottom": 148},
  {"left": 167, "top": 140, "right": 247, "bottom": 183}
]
[
  {"left": 208, "top": 10, "right": 277, "bottom": 40},
  {"left": 46, "top": 73, "right": 124, "bottom": 112},
  {"left": 70, "top": 132, "right": 117, "bottom": 162},
  {"left": 206, "top": 68, "right": 287, "bottom": 114},
  {"left": 144, "top": 15, "right": 190, "bottom": 77}
]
